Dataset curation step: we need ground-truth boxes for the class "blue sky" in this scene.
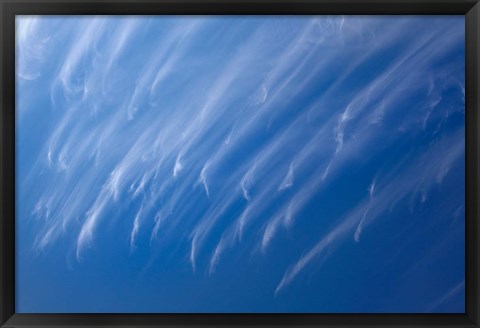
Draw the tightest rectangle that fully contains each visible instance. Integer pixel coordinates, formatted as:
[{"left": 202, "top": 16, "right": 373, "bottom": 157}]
[{"left": 15, "top": 16, "right": 465, "bottom": 313}]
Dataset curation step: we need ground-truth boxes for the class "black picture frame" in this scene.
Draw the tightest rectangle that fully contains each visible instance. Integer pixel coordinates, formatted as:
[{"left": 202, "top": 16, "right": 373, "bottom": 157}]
[{"left": 1, "top": 0, "right": 479, "bottom": 327}]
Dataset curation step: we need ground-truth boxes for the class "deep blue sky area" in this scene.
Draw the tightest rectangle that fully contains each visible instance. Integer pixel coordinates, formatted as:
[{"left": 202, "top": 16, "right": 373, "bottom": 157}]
[{"left": 16, "top": 16, "right": 465, "bottom": 313}]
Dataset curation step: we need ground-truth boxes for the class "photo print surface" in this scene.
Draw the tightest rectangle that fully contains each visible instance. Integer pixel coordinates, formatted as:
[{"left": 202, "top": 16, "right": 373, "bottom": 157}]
[{"left": 16, "top": 16, "right": 465, "bottom": 313}]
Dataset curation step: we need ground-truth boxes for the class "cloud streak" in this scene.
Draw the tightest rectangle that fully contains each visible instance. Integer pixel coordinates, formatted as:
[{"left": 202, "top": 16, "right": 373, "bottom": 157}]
[{"left": 16, "top": 16, "right": 465, "bottom": 305}]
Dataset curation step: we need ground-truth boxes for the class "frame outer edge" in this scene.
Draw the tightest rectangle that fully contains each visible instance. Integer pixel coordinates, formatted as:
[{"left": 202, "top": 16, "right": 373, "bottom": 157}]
[
  {"left": 1, "top": 0, "right": 6, "bottom": 326},
  {"left": 0, "top": 0, "right": 476, "bottom": 15},
  {"left": 1, "top": 1, "right": 16, "bottom": 327},
  {"left": 466, "top": 2, "right": 480, "bottom": 327},
  {"left": 1, "top": 1, "right": 480, "bottom": 327},
  {"left": 0, "top": 0, "right": 4, "bottom": 325}
]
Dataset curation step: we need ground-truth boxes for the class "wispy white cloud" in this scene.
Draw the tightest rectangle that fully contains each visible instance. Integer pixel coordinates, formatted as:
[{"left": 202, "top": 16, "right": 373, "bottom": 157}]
[
  {"left": 354, "top": 178, "right": 376, "bottom": 242},
  {"left": 275, "top": 129, "right": 464, "bottom": 293},
  {"left": 17, "top": 16, "right": 464, "bottom": 302},
  {"left": 426, "top": 280, "right": 465, "bottom": 312}
]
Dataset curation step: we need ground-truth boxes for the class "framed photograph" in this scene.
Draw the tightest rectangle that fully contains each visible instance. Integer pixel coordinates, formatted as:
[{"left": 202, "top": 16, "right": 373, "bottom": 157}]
[{"left": 1, "top": 0, "right": 479, "bottom": 327}]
